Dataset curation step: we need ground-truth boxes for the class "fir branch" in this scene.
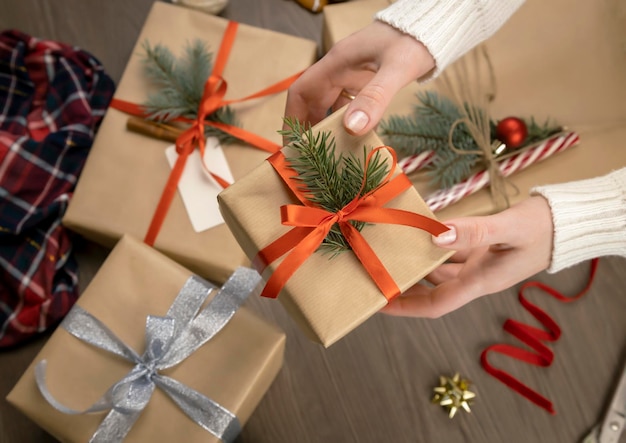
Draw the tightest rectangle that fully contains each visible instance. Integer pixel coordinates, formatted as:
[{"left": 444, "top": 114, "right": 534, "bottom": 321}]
[
  {"left": 178, "top": 40, "right": 213, "bottom": 108},
  {"left": 379, "top": 90, "right": 487, "bottom": 188},
  {"left": 141, "top": 40, "right": 239, "bottom": 144},
  {"left": 280, "top": 118, "right": 390, "bottom": 256},
  {"left": 524, "top": 117, "right": 561, "bottom": 144},
  {"left": 378, "top": 114, "right": 451, "bottom": 153},
  {"left": 380, "top": 90, "right": 563, "bottom": 190},
  {"left": 415, "top": 90, "right": 464, "bottom": 122},
  {"left": 378, "top": 91, "right": 482, "bottom": 159},
  {"left": 429, "top": 150, "right": 481, "bottom": 189}
]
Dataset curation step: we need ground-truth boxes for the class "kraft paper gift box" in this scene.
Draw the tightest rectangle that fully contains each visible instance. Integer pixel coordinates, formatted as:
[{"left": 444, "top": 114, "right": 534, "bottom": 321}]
[
  {"left": 6, "top": 235, "right": 285, "bottom": 443},
  {"left": 322, "top": 0, "right": 394, "bottom": 53},
  {"left": 218, "top": 108, "right": 453, "bottom": 347},
  {"left": 63, "top": 1, "right": 317, "bottom": 284},
  {"left": 322, "top": 0, "right": 626, "bottom": 219}
]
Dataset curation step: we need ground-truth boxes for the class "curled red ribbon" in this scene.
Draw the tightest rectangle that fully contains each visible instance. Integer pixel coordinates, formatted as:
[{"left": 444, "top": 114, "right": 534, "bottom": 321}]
[
  {"left": 110, "top": 21, "right": 302, "bottom": 245},
  {"left": 481, "top": 257, "right": 599, "bottom": 414},
  {"left": 255, "top": 146, "right": 450, "bottom": 300}
]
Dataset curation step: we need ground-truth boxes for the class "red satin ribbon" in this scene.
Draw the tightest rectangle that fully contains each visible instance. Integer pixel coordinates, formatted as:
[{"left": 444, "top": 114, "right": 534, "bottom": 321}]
[
  {"left": 480, "top": 257, "right": 599, "bottom": 414},
  {"left": 109, "top": 21, "right": 301, "bottom": 245},
  {"left": 255, "top": 146, "right": 450, "bottom": 300}
]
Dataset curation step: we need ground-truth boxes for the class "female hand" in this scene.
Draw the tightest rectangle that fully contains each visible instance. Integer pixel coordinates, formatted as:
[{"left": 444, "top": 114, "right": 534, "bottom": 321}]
[
  {"left": 382, "top": 196, "right": 555, "bottom": 318},
  {"left": 284, "top": 20, "right": 435, "bottom": 135}
]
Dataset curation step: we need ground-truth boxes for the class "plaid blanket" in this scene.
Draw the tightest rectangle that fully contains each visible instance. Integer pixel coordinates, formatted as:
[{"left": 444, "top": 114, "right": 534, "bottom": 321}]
[{"left": 0, "top": 30, "right": 114, "bottom": 347}]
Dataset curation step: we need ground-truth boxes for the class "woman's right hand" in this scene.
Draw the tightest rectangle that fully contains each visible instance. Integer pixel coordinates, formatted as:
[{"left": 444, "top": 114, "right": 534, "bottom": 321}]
[{"left": 284, "top": 20, "right": 435, "bottom": 135}]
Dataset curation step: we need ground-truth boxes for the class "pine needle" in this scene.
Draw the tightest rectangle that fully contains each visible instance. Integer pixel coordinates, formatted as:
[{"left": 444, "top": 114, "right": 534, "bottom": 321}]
[
  {"left": 280, "top": 118, "right": 390, "bottom": 256},
  {"left": 525, "top": 116, "right": 561, "bottom": 143},
  {"left": 379, "top": 91, "right": 484, "bottom": 188},
  {"left": 141, "top": 39, "right": 240, "bottom": 144}
]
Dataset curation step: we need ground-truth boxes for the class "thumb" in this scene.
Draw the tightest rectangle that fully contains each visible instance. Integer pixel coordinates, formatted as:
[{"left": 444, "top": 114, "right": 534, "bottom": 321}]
[
  {"left": 432, "top": 215, "right": 507, "bottom": 250},
  {"left": 343, "top": 68, "right": 404, "bottom": 136}
]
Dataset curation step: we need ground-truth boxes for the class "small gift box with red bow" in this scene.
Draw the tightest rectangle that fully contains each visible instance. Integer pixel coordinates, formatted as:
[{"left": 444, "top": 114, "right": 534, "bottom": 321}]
[
  {"left": 7, "top": 236, "right": 285, "bottom": 443},
  {"left": 63, "top": 1, "right": 317, "bottom": 284},
  {"left": 218, "top": 108, "right": 453, "bottom": 347}
]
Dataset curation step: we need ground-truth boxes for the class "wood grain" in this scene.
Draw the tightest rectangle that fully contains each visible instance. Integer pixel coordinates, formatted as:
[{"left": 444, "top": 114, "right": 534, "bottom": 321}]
[{"left": 1, "top": 1, "right": 625, "bottom": 442}]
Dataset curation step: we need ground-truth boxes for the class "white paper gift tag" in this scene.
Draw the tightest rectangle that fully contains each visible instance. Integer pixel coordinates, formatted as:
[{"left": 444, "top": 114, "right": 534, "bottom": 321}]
[{"left": 165, "top": 136, "right": 234, "bottom": 232}]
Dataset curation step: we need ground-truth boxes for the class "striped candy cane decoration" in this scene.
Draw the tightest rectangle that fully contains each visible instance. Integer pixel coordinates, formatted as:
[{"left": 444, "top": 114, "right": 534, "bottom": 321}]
[
  {"left": 398, "top": 150, "right": 435, "bottom": 174},
  {"left": 425, "top": 131, "right": 580, "bottom": 212}
]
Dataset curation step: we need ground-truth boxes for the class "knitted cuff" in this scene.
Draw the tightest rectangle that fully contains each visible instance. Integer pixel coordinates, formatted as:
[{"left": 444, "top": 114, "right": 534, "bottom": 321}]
[
  {"left": 531, "top": 168, "right": 626, "bottom": 273},
  {"left": 375, "top": 0, "right": 524, "bottom": 79}
]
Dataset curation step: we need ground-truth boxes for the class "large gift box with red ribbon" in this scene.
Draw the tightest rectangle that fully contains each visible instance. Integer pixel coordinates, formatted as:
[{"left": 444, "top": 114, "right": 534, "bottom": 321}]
[
  {"left": 7, "top": 235, "right": 285, "bottom": 443},
  {"left": 218, "top": 108, "right": 453, "bottom": 347},
  {"left": 63, "top": 1, "right": 317, "bottom": 284},
  {"left": 322, "top": 0, "right": 626, "bottom": 219}
]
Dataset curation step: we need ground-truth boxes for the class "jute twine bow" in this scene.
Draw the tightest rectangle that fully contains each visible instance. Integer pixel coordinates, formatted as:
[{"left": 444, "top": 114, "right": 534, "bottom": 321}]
[{"left": 438, "top": 46, "right": 517, "bottom": 212}]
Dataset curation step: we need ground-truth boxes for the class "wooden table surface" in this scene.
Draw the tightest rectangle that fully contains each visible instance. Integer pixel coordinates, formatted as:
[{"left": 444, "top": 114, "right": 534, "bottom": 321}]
[{"left": 1, "top": 1, "right": 625, "bottom": 442}]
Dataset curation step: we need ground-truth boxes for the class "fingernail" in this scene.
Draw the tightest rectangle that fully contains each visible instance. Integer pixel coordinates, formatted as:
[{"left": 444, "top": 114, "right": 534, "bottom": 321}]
[
  {"left": 433, "top": 226, "right": 456, "bottom": 245},
  {"left": 346, "top": 110, "right": 369, "bottom": 133}
]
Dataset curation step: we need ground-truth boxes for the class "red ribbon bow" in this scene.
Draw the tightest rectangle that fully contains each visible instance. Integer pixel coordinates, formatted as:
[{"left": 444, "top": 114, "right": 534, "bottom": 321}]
[
  {"left": 255, "top": 146, "right": 450, "bottom": 300},
  {"left": 109, "top": 21, "right": 302, "bottom": 245}
]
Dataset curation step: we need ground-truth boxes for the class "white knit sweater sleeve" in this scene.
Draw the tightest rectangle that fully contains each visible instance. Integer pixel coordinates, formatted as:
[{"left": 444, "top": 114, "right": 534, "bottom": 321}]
[
  {"left": 531, "top": 168, "right": 626, "bottom": 273},
  {"left": 375, "top": 0, "right": 525, "bottom": 78}
]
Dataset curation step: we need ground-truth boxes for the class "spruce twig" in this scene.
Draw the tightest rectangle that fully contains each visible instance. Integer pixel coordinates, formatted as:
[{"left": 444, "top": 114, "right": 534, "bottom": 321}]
[
  {"left": 379, "top": 90, "right": 560, "bottom": 189},
  {"left": 280, "top": 118, "right": 390, "bottom": 256},
  {"left": 524, "top": 117, "right": 562, "bottom": 144},
  {"left": 379, "top": 91, "right": 477, "bottom": 155},
  {"left": 141, "top": 40, "right": 240, "bottom": 144},
  {"left": 379, "top": 91, "right": 482, "bottom": 188}
]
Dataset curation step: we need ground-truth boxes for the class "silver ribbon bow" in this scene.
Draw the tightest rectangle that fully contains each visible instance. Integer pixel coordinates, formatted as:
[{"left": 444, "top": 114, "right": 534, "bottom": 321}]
[{"left": 35, "top": 267, "right": 261, "bottom": 443}]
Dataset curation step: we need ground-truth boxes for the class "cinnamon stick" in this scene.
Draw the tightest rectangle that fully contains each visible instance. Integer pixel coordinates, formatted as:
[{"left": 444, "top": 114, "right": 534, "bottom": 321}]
[{"left": 126, "top": 117, "right": 184, "bottom": 143}]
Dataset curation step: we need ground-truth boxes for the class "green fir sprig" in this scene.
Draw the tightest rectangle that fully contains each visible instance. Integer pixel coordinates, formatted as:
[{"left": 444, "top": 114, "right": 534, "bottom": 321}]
[
  {"left": 280, "top": 118, "right": 390, "bottom": 256},
  {"left": 524, "top": 117, "right": 561, "bottom": 145},
  {"left": 379, "top": 90, "right": 559, "bottom": 189},
  {"left": 379, "top": 91, "right": 482, "bottom": 189},
  {"left": 141, "top": 40, "right": 239, "bottom": 144}
]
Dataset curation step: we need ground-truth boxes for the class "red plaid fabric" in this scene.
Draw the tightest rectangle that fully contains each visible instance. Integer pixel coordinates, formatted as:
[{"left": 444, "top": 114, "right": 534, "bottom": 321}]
[{"left": 0, "top": 30, "right": 114, "bottom": 347}]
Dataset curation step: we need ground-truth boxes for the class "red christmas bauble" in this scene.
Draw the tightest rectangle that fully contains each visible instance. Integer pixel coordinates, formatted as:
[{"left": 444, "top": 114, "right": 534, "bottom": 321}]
[{"left": 496, "top": 117, "right": 528, "bottom": 149}]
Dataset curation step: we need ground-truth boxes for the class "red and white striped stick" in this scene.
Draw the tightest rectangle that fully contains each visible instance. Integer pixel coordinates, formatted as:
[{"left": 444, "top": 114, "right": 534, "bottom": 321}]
[
  {"left": 398, "top": 150, "right": 435, "bottom": 174},
  {"left": 424, "top": 131, "right": 580, "bottom": 212}
]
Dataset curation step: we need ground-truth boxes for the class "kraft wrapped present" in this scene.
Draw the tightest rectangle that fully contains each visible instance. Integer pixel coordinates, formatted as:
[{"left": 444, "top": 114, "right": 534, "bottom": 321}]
[
  {"left": 63, "top": 1, "right": 318, "bottom": 284},
  {"left": 322, "top": 0, "right": 626, "bottom": 219},
  {"left": 218, "top": 108, "right": 453, "bottom": 347},
  {"left": 322, "top": 0, "right": 394, "bottom": 53},
  {"left": 6, "top": 235, "right": 285, "bottom": 443}
]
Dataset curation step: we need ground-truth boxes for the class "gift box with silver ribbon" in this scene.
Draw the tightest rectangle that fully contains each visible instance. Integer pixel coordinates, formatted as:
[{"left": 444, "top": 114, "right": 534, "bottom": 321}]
[{"left": 7, "top": 235, "right": 285, "bottom": 443}]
